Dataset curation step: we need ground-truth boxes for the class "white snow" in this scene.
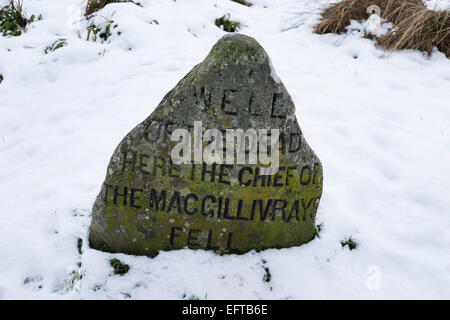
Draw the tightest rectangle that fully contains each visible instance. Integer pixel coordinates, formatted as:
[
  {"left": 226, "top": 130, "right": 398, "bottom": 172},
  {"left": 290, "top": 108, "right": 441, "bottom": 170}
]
[
  {"left": 268, "top": 57, "right": 281, "bottom": 84},
  {"left": 424, "top": 0, "right": 450, "bottom": 10},
  {"left": 0, "top": 0, "right": 449, "bottom": 299},
  {"left": 364, "top": 14, "right": 393, "bottom": 37}
]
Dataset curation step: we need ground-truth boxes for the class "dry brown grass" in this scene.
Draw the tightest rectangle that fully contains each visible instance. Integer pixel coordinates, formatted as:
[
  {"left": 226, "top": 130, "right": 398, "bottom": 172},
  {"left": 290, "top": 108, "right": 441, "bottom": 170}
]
[{"left": 313, "top": 0, "right": 450, "bottom": 58}]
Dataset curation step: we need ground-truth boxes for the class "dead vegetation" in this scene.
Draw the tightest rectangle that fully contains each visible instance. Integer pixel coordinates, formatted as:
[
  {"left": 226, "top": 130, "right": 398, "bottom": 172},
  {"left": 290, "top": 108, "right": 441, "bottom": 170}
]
[
  {"left": 231, "top": 0, "right": 252, "bottom": 6},
  {"left": 314, "top": 0, "right": 449, "bottom": 58},
  {"left": 84, "top": 0, "right": 141, "bottom": 18}
]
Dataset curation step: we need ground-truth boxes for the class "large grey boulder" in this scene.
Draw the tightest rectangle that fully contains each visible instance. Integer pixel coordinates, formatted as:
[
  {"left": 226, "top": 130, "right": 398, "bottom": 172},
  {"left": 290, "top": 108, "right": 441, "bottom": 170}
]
[{"left": 89, "top": 34, "right": 323, "bottom": 257}]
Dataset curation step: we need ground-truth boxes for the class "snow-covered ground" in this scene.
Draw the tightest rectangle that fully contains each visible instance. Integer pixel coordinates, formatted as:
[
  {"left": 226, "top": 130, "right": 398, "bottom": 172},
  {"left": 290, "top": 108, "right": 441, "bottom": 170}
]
[
  {"left": 0, "top": 0, "right": 449, "bottom": 299},
  {"left": 425, "top": 0, "right": 450, "bottom": 10}
]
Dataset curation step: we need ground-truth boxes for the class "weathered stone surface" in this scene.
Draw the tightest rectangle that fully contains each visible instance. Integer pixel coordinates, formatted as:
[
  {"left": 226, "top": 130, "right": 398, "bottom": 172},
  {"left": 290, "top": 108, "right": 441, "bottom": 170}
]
[{"left": 89, "top": 34, "right": 323, "bottom": 257}]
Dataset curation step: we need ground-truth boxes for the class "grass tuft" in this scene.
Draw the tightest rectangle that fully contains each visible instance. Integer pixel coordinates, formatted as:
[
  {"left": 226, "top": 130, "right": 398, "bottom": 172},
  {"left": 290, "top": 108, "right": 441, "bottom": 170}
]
[
  {"left": 215, "top": 13, "right": 241, "bottom": 32},
  {"left": 87, "top": 16, "right": 119, "bottom": 42},
  {"left": 77, "top": 238, "right": 83, "bottom": 254},
  {"left": 44, "top": 38, "right": 67, "bottom": 54},
  {"left": 0, "top": 0, "right": 40, "bottom": 37},
  {"left": 314, "top": 222, "right": 324, "bottom": 239},
  {"left": 263, "top": 266, "right": 271, "bottom": 282},
  {"left": 313, "top": 0, "right": 449, "bottom": 58},
  {"left": 110, "top": 258, "right": 130, "bottom": 275},
  {"left": 341, "top": 236, "right": 358, "bottom": 250},
  {"left": 261, "top": 259, "right": 272, "bottom": 283},
  {"left": 378, "top": 3, "right": 449, "bottom": 57}
]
